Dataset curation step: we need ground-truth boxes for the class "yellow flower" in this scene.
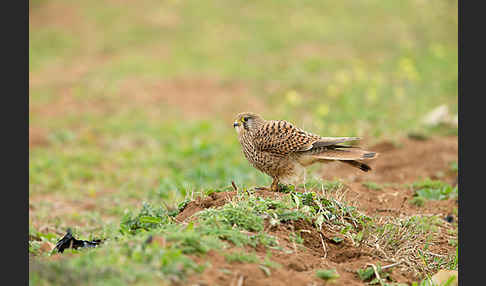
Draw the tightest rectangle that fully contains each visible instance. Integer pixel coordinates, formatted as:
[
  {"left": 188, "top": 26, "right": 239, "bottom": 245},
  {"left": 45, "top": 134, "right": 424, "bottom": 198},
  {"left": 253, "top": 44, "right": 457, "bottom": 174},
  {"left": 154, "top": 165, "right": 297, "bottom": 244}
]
[
  {"left": 352, "top": 66, "right": 366, "bottom": 82},
  {"left": 366, "top": 87, "right": 378, "bottom": 103},
  {"left": 398, "top": 57, "right": 420, "bottom": 82},
  {"left": 316, "top": 104, "right": 330, "bottom": 117},
  {"left": 285, "top": 90, "right": 301, "bottom": 106},
  {"left": 88, "top": 187, "right": 97, "bottom": 197}
]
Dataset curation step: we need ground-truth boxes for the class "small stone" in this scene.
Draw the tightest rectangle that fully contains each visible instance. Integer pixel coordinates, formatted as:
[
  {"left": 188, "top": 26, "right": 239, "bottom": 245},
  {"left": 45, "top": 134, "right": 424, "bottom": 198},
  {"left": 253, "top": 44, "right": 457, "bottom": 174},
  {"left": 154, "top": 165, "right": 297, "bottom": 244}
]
[{"left": 431, "top": 270, "right": 458, "bottom": 286}]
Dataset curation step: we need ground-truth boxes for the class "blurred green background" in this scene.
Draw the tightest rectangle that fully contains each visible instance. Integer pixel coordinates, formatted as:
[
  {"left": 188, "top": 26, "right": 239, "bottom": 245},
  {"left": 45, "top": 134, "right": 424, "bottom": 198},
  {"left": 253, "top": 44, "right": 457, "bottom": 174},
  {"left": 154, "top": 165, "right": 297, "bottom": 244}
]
[{"left": 29, "top": 0, "right": 457, "bottom": 239}]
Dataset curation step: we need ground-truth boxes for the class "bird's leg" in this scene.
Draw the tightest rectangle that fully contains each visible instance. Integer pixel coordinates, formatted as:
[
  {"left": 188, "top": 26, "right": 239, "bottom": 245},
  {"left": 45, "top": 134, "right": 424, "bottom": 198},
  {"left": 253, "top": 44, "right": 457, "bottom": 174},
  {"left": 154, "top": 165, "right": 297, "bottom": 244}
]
[{"left": 270, "top": 178, "right": 280, "bottom": 192}]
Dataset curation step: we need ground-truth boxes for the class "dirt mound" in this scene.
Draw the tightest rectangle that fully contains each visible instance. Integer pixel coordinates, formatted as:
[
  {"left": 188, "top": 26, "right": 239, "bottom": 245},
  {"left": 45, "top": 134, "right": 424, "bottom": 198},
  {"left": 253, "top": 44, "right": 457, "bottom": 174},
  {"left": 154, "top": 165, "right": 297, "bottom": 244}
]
[
  {"left": 175, "top": 189, "right": 412, "bottom": 285},
  {"left": 177, "top": 136, "right": 458, "bottom": 285},
  {"left": 181, "top": 196, "right": 396, "bottom": 286},
  {"left": 175, "top": 191, "right": 237, "bottom": 222},
  {"left": 176, "top": 189, "right": 288, "bottom": 223}
]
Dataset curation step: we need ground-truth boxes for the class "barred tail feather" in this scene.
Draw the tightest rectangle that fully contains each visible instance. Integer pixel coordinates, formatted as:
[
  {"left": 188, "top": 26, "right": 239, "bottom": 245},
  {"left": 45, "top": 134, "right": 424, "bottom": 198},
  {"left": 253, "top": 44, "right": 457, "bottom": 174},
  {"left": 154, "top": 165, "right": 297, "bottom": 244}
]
[{"left": 309, "top": 148, "right": 378, "bottom": 160}]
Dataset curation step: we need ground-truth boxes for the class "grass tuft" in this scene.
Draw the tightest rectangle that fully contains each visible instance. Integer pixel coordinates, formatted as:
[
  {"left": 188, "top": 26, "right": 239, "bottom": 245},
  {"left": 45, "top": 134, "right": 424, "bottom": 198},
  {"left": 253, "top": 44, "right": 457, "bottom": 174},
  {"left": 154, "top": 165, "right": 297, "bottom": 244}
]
[{"left": 316, "top": 269, "right": 340, "bottom": 281}]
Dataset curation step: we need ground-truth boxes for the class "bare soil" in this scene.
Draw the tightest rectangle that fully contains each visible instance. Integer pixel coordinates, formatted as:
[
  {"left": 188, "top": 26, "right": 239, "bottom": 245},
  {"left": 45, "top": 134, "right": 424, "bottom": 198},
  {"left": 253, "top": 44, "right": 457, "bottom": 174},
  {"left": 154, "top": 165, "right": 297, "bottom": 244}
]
[
  {"left": 176, "top": 135, "right": 458, "bottom": 286},
  {"left": 29, "top": 76, "right": 266, "bottom": 149}
]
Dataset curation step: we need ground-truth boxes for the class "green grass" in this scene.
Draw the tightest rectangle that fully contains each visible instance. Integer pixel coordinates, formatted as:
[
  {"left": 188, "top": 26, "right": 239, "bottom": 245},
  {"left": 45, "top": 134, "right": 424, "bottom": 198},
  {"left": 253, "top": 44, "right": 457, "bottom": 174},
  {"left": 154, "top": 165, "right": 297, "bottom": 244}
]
[
  {"left": 315, "top": 269, "right": 340, "bottom": 281},
  {"left": 409, "top": 179, "right": 458, "bottom": 206},
  {"left": 29, "top": 0, "right": 457, "bottom": 216},
  {"left": 357, "top": 264, "right": 390, "bottom": 283},
  {"left": 29, "top": 181, "right": 456, "bottom": 284},
  {"left": 224, "top": 251, "right": 260, "bottom": 264},
  {"left": 30, "top": 0, "right": 457, "bottom": 136},
  {"left": 30, "top": 186, "right": 370, "bottom": 285},
  {"left": 449, "top": 162, "right": 458, "bottom": 173},
  {"left": 362, "top": 181, "right": 384, "bottom": 191}
]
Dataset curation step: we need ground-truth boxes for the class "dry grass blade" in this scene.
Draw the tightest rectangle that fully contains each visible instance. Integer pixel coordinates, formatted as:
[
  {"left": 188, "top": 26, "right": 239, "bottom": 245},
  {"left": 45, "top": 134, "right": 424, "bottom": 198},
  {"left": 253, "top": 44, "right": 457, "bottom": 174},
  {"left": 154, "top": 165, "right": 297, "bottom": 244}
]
[
  {"left": 366, "top": 263, "right": 384, "bottom": 286},
  {"left": 318, "top": 233, "right": 327, "bottom": 259},
  {"left": 361, "top": 214, "right": 456, "bottom": 278},
  {"left": 236, "top": 274, "right": 245, "bottom": 286}
]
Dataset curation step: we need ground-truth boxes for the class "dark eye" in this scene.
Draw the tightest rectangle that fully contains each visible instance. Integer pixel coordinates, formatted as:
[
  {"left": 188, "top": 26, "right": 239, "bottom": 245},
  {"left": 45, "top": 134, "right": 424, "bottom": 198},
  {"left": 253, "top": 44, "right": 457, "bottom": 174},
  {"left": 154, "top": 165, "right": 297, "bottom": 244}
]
[{"left": 241, "top": 117, "right": 249, "bottom": 122}]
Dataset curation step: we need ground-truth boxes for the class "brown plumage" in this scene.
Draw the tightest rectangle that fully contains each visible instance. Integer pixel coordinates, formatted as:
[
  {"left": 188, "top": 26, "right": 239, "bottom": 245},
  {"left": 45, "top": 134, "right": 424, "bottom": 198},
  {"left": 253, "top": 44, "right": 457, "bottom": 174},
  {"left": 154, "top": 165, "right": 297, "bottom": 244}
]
[{"left": 233, "top": 112, "right": 378, "bottom": 191}]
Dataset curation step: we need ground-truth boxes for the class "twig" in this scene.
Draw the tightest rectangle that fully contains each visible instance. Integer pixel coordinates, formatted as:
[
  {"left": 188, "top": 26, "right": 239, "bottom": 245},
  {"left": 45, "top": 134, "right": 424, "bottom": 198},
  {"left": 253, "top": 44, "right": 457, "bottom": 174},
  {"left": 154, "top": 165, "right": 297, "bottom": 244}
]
[
  {"left": 381, "top": 261, "right": 402, "bottom": 270},
  {"left": 318, "top": 233, "right": 328, "bottom": 259},
  {"left": 423, "top": 251, "right": 446, "bottom": 257},
  {"left": 236, "top": 274, "right": 245, "bottom": 286},
  {"left": 231, "top": 181, "right": 238, "bottom": 191}
]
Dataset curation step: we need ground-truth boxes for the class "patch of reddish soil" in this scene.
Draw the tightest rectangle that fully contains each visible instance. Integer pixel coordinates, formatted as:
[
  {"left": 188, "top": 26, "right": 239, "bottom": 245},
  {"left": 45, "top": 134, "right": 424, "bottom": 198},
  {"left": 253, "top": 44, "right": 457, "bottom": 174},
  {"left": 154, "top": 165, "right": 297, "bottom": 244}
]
[
  {"left": 119, "top": 77, "right": 266, "bottom": 121},
  {"left": 29, "top": 1, "right": 82, "bottom": 30},
  {"left": 320, "top": 135, "right": 458, "bottom": 217},
  {"left": 184, "top": 217, "right": 387, "bottom": 286},
  {"left": 181, "top": 193, "right": 410, "bottom": 286},
  {"left": 31, "top": 77, "right": 264, "bottom": 121},
  {"left": 176, "top": 136, "right": 458, "bottom": 285},
  {"left": 28, "top": 190, "right": 135, "bottom": 234},
  {"left": 321, "top": 135, "right": 458, "bottom": 185},
  {"left": 29, "top": 77, "right": 266, "bottom": 146},
  {"left": 29, "top": 126, "right": 48, "bottom": 148}
]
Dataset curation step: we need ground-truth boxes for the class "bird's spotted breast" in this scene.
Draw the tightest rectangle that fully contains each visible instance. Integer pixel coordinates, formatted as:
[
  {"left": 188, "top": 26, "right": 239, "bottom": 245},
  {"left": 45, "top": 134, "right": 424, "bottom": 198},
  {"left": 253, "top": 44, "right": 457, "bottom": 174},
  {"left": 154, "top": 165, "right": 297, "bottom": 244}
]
[{"left": 238, "top": 124, "right": 297, "bottom": 179}]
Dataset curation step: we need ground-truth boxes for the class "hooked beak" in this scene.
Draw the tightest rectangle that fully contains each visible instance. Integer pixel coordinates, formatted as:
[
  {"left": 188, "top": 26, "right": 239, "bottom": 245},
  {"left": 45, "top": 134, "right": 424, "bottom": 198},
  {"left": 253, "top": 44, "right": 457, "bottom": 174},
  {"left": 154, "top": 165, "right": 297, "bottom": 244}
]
[{"left": 233, "top": 122, "right": 240, "bottom": 128}]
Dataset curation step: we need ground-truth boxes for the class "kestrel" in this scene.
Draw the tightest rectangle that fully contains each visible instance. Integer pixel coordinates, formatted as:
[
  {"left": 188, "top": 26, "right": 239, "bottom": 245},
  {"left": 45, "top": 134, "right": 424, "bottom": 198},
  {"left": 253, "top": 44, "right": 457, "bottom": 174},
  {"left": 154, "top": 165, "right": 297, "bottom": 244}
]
[{"left": 233, "top": 112, "right": 378, "bottom": 191}]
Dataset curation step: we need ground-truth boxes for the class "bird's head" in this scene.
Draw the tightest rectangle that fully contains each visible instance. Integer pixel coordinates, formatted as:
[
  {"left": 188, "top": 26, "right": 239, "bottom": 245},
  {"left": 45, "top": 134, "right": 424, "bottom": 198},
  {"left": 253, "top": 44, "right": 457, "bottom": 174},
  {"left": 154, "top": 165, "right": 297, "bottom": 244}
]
[{"left": 233, "top": 112, "right": 264, "bottom": 134}]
